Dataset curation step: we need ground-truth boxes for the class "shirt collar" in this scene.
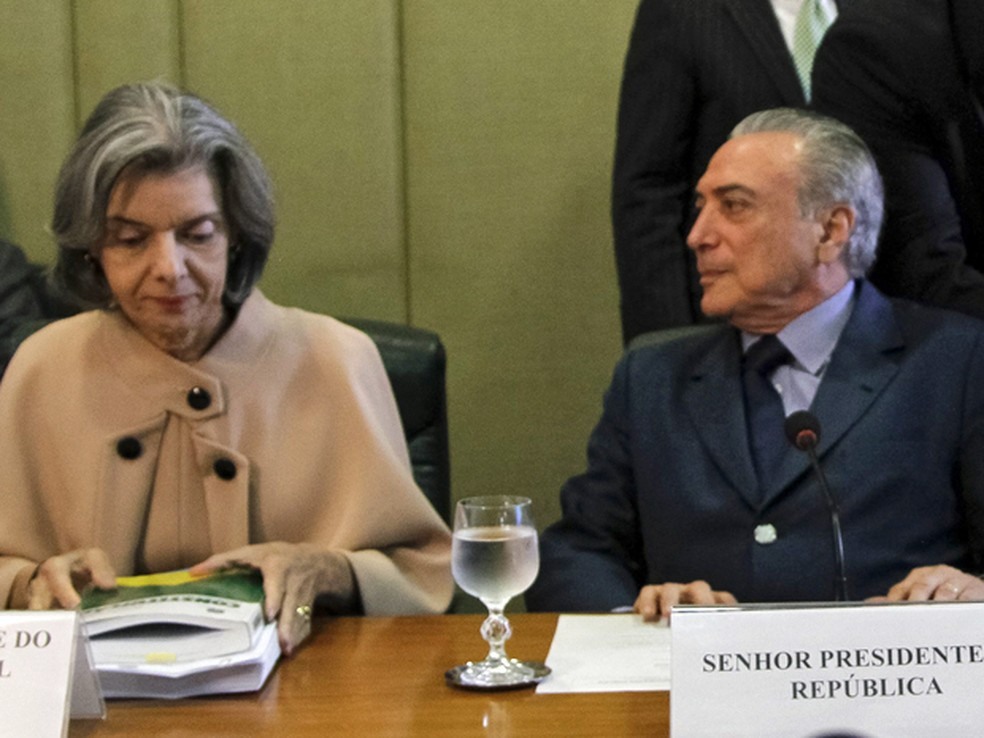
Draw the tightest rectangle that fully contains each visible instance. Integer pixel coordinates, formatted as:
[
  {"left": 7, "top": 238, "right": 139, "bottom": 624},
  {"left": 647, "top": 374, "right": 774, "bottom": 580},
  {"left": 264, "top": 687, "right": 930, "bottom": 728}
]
[{"left": 742, "top": 280, "right": 856, "bottom": 376}]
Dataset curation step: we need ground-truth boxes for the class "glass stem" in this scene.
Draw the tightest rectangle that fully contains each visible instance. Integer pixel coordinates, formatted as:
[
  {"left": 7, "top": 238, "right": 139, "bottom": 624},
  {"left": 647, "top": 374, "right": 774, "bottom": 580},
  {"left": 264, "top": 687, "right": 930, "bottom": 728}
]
[{"left": 480, "top": 604, "right": 512, "bottom": 665}]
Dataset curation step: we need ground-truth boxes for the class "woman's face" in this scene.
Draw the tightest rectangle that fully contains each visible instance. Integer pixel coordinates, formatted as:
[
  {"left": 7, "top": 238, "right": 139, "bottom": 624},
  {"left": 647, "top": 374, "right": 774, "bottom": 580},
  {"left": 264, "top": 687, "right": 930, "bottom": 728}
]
[{"left": 99, "top": 165, "right": 230, "bottom": 361}]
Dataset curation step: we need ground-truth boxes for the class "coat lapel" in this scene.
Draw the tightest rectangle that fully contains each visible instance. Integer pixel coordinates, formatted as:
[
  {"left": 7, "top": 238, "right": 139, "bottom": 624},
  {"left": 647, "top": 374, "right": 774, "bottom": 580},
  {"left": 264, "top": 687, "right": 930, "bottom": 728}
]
[
  {"left": 766, "top": 283, "right": 903, "bottom": 500},
  {"left": 196, "top": 437, "right": 251, "bottom": 552},
  {"left": 96, "top": 417, "right": 166, "bottom": 565},
  {"left": 723, "top": 0, "right": 807, "bottom": 105},
  {"left": 683, "top": 328, "right": 761, "bottom": 506}
]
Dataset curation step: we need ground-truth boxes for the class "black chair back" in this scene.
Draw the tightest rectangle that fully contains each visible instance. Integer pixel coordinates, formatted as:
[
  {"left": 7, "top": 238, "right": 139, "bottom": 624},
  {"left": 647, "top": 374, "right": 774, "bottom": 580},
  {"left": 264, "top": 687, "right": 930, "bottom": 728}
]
[{"left": 341, "top": 318, "right": 451, "bottom": 524}]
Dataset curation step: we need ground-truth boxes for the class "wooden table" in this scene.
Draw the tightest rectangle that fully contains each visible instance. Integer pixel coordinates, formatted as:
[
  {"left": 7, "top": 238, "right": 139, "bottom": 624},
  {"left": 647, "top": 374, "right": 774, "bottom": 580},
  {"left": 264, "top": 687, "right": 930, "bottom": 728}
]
[{"left": 69, "top": 613, "right": 669, "bottom": 737}]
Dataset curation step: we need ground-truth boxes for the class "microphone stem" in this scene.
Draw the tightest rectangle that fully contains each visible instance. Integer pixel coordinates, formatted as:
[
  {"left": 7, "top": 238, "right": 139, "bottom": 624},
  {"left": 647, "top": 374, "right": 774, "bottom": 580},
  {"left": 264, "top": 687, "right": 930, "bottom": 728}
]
[{"left": 806, "top": 447, "right": 849, "bottom": 601}]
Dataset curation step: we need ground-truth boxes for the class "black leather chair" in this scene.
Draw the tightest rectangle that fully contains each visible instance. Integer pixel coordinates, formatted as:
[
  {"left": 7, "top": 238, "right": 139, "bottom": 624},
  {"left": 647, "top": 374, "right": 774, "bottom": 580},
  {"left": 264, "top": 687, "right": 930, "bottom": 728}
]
[
  {"left": 341, "top": 318, "right": 451, "bottom": 524},
  {"left": 627, "top": 323, "right": 718, "bottom": 352}
]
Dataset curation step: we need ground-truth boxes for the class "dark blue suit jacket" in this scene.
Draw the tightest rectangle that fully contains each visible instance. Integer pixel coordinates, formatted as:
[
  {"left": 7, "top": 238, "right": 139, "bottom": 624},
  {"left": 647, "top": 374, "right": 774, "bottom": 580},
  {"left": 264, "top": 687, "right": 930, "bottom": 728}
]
[{"left": 527, "top": 283, "right": 984, "bottom": 610}]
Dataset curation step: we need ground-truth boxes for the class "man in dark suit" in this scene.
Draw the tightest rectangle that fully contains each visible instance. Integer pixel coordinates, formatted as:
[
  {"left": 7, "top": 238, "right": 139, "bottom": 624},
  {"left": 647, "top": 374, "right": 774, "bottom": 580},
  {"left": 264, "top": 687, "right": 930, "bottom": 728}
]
[
  {"left": 0, "top": 240, "right": 75, "bottom": 377},
  {"left": 528, "top": 108, "right": 984, "bottom": 616},
  {"left": 613, "top": 0, "right": 833, "bottom": 344},
  {"left": 813, "top": 0, "right": 984, "bottom": 318}
]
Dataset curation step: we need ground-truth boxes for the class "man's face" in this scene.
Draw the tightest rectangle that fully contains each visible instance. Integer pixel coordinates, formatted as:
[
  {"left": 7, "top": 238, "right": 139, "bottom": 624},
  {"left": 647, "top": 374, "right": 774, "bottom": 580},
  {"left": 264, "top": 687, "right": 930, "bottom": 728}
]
[{"left": 686, "top": 131, "right": 840, "bottom": 333}]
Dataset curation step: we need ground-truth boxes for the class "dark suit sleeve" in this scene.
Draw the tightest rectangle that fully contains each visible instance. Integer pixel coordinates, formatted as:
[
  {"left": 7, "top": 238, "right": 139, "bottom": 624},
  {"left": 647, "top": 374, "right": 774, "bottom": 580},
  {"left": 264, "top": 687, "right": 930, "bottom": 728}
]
[
  {"left": 958, "top": 330, "right": 984, "bottom": 573},
  {"left": 0, "top": 242, "right": 48, "bottom": 377},
  {"left": 612, "top": 0, "right": 700, "bottom": 343},
  {"left": 526, "top": 356, "right": 645, "bottom": 612},
  {"left": 812, "top": 2, "right": 984, "bottom": 317}
]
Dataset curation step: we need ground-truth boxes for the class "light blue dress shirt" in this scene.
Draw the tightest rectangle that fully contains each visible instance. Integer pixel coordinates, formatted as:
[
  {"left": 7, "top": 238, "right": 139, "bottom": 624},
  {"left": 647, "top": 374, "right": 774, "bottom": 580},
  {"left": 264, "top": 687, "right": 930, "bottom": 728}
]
[{"left": 741, "top": 280, "right": 856, "bottom": 416}]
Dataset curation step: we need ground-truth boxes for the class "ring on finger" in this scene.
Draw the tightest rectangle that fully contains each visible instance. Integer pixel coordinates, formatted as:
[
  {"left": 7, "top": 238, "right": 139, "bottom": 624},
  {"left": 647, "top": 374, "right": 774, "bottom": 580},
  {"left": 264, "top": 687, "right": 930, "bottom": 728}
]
[{"left": 295, "top": 604, "right": 312, "bottom": 621}]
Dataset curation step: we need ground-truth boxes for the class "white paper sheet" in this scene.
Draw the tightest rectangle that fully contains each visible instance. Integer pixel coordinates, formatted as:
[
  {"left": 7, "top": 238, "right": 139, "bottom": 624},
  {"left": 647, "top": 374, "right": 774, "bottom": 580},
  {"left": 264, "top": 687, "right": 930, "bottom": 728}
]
[{"left": 535, "top": 613, "right": 671, "bottom": 693}]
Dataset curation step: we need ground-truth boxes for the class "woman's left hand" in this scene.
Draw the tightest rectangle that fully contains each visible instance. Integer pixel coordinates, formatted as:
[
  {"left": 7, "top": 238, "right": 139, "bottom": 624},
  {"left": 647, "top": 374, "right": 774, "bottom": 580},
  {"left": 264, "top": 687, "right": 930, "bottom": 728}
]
[{"left": 189, "top": 543, "right": 356, "bottom": 656}]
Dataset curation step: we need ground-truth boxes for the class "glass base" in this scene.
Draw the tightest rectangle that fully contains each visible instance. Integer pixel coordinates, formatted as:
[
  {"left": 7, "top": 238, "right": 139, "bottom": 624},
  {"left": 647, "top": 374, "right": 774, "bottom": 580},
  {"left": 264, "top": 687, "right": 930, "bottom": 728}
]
[{"left": 445, "top": 658, "right": 551, "bottom": 691}]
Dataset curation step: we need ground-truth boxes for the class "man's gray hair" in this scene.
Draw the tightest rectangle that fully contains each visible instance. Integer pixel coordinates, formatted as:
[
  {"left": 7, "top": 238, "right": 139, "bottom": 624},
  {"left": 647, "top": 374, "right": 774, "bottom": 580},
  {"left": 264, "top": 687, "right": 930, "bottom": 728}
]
[{"left": 731, "top": 108, "right": 883, "bottom": 277}]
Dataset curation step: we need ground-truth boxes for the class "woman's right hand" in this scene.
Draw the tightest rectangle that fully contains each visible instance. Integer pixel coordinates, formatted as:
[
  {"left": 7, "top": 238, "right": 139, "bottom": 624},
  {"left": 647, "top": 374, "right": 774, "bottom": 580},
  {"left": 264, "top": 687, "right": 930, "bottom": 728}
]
[{"left": 27, "top": 548, "right": 117, "bottom": 610}]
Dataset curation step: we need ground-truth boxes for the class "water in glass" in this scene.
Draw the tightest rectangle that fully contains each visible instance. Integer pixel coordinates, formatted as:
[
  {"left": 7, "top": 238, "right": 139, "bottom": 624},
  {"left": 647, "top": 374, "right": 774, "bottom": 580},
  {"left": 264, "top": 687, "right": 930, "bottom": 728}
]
[{"left": 446, "top": 496, "right": 551, "bottom": 690}]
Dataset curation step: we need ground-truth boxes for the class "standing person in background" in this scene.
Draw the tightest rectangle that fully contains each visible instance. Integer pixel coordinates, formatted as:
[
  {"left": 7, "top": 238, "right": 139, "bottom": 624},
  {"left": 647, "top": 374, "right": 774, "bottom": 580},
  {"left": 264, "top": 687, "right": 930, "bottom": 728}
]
[
  {"left": 612, "top": 0, "right": 838, "bottom": 344},
  {"left": 813, "top": 0, "right": 984, "bottom": 317}
]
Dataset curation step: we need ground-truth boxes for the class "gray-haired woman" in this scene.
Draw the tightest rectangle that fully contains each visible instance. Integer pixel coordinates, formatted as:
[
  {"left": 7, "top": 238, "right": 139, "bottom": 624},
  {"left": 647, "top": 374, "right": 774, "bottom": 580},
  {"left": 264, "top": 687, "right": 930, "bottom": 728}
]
[{"left": 0, "top": 82, "right": 452, "bottom": 655}]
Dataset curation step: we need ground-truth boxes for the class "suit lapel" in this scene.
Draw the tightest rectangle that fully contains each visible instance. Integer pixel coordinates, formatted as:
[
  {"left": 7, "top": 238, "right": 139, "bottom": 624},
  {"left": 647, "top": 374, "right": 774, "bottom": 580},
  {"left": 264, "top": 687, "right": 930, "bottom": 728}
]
[
  {"left": 766, "top": 283, "right": 903, "bottom": 499},
  {"left": 683, "top": 328, "right": 761, "bottom": 506},
  {"left": 723, "top": 0, "right": 807, "bottom": 105}
]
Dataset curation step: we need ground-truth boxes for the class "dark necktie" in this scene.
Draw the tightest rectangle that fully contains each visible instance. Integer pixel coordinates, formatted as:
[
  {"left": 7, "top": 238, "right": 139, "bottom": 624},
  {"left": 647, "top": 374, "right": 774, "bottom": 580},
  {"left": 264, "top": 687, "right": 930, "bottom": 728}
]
[{"left": 743, "top": 335, "right": 793, "bottom": 489}]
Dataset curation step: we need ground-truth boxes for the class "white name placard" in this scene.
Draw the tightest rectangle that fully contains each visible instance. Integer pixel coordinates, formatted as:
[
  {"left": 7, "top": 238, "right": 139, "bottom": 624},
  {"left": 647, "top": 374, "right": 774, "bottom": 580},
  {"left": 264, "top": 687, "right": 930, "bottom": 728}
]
[
  {"left": 671, "top": 601, "right": 984, "bottom": 737},
  {"left": 0, "top": 611, "right": 103, "bottom": 737}
]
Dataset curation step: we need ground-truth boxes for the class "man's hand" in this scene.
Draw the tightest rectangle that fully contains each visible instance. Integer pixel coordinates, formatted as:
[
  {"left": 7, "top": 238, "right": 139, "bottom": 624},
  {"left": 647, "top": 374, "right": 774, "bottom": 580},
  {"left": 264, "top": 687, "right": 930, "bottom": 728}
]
[
  {"left": 633, "top": 580, "right": 737, "bottom": 622},
  {"left": 873, "top": 565, "right": 984, "bottom": 602}
]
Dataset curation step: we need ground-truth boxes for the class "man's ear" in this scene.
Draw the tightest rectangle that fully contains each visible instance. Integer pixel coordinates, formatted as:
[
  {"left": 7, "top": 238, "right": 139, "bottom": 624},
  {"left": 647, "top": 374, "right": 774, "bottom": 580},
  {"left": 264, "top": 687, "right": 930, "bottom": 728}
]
[{"left": 816, "top": 205, "right": 856, "bottom": 264}]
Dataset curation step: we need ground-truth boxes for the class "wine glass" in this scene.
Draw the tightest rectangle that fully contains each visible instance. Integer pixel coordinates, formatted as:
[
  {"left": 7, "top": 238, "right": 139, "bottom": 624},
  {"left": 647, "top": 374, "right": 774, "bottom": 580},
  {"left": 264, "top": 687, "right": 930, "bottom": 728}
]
[{"left": 446, "top": 495, "right": 551, "bottom": 689}]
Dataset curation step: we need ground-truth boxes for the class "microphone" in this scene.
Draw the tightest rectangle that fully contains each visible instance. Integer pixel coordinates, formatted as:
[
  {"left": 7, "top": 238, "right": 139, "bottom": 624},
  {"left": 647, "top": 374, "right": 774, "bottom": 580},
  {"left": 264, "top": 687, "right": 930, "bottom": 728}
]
[{"left": 783, "top": 411, "right": 849, "bottom": 601}]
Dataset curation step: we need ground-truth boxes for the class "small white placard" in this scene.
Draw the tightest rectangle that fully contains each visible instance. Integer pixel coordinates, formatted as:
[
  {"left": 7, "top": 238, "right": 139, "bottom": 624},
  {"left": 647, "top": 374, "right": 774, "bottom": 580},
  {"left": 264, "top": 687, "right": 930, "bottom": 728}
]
[
  {"left": 0, "top": 611, "right": 104, "bottom": 737},
  {"left": 671, "top": 601, "right": 984, "bottom": 737}
]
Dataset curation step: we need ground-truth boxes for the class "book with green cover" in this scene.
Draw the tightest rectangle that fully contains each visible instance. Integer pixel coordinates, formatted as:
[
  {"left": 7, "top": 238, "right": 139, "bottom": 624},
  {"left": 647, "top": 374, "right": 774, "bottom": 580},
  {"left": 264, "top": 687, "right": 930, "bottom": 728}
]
[
  {"left": 80, "top": 569, "right": 281, "bottom": 699},
  {"left": 83, "top": 568, "right": 265, "bottom": 609}
]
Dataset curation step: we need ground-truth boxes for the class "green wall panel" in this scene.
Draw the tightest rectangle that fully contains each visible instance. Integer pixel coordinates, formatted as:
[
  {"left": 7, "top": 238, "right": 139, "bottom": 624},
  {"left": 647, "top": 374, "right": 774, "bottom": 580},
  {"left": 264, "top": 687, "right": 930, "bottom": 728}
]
[
  {"left": 403, "top": 0, "right": 638, "bottom": 526},
  {"left": 0, "top": 1, "right": 75, "bottom": 261},
  {"left": 73, "top": 0, "right": 181, "bottom": 121},
  {"left": 182, "top": 0, "right": 407, "bottom": 321}
]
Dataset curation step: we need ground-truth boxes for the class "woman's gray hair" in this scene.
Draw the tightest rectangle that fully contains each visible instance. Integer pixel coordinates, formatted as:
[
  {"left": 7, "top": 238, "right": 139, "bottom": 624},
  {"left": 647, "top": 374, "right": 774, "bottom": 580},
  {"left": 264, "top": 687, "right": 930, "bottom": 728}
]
[
  {"left": 731, "top": 108, "right": 883, "bottom": 278},
  {"left": 52, "top": 81, "right": 274, "bottom": 307}
]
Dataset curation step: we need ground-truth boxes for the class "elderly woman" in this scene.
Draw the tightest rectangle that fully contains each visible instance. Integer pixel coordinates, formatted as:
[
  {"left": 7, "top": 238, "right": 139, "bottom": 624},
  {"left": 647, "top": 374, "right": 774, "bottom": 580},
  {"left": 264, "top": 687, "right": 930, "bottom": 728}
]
[{"left": 0, "top": 82, "right": 453, "bottom": 654}]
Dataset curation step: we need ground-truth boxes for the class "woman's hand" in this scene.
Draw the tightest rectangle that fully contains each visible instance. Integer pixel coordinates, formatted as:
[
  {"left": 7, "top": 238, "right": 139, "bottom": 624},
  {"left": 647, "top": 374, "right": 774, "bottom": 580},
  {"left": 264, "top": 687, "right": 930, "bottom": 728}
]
[
  {"left": 633, "top": 580, "right": 737, "bottom": 623},
  {"left": 190, "top": 543, "right": 357, "bottom": 656},
  {"left": 26, "top": 548, "right": 117, "bottom": 610}
]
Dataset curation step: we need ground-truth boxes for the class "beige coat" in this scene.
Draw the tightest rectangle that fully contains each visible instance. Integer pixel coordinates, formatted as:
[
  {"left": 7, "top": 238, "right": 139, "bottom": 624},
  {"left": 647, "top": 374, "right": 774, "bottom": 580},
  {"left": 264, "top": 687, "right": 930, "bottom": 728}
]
[{"left": 0, "top": 291, "right": 453, "bottom": 613}]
